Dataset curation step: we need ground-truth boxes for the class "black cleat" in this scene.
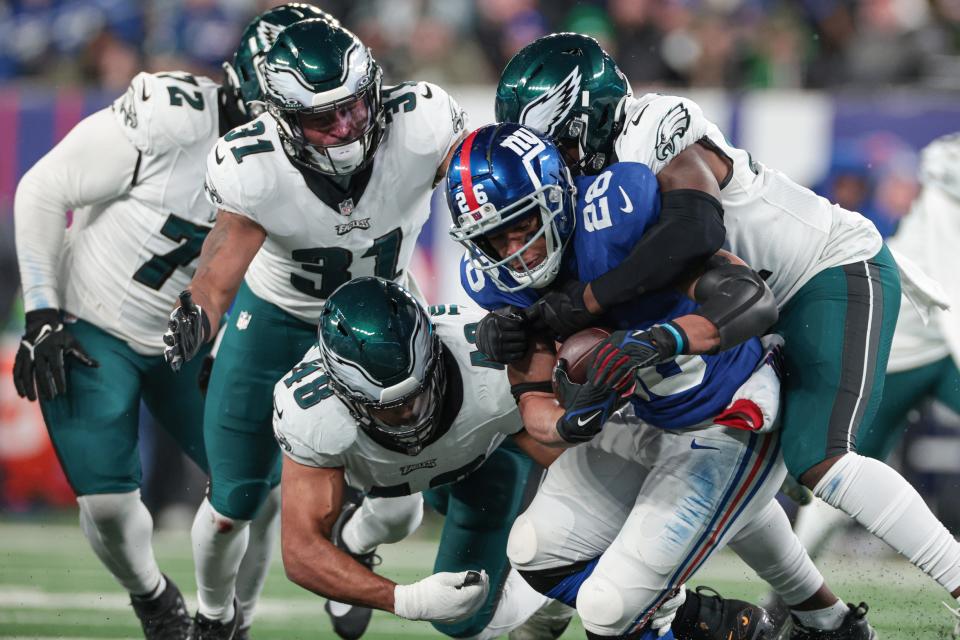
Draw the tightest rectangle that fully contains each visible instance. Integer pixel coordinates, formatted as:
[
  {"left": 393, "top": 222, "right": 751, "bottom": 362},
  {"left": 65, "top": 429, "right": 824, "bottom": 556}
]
[
  {"left": 673, "top": 586, "right": 776, "bottom": 640},
  {"left": 325, "top": 500, "right": 381, "bottom": 639},
  {"left": 130, "top": 574, "right": 191, "bottom": 640},
  {"left": 788, "top": 602, "right": 876, "bottom": 640},
  {"left": 188, "top": 597, "right": 243, "bottom": 640}
]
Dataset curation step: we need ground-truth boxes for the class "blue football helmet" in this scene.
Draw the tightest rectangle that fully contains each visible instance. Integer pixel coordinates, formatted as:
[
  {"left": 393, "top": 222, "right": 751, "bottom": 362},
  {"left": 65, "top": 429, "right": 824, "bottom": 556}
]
[{"left": 445, "top": 123, "right": 576, "bottom": 292}]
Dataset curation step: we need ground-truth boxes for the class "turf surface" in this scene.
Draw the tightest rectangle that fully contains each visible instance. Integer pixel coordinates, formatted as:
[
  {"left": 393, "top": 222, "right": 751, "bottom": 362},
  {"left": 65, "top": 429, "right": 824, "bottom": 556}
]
[{"left": 0, "top": 515, "right": 954, "bottom": 638}]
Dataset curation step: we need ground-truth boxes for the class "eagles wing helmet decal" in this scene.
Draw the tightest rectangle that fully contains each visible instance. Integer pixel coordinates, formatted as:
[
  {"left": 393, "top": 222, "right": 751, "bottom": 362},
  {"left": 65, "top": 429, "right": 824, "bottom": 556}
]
[
  {"left": 518, "top": 66, "right": 582, "bottom": 137},
  {"left": 261, "top": 62, "right": 318, "bottom": 108},
  {"left": 255, "top": 20, "right": 285, "bottom": 50},
  {"left": 654, "top": 103, "right": 691, "bottom": 161}
]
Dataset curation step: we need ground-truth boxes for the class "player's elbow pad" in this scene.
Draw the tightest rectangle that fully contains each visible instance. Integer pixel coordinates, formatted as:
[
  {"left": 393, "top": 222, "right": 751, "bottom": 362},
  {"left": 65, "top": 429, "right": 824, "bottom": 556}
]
[
  {"left": 591, "top": 189, "right": 725, "bottom": 308},
  {"left": 693, "top": 263, "right": 778, "bottom": 352}
]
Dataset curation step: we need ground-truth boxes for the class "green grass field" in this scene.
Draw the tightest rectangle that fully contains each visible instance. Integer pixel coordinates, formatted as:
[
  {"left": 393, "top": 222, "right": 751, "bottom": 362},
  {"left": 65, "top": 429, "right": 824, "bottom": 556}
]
[{"left": 0, "top": 515, "right": 955, "bottom": 639}]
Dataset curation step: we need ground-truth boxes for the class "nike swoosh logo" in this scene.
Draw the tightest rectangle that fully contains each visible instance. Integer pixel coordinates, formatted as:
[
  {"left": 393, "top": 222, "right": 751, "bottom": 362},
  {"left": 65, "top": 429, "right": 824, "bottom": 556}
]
[
  {"left": 630, "top": 104, "right": 649, "bottom": 127},
  {"left": 421, "top": 84, "right": 433, "bottom": 99},
  {"left": 577, "top": 411, "right": 601, "bottom": 427},
  {"left": 215, "top": 147, "right": 225, "bottom": 164},
  {"left": 618, "top": 185, "right": 633, "bottom": 213},
  {"left": 690, "top": 439, "right": 720, "bottom": 451},
  {"left": 141, "top": 84, "right": 150, "bottom": 101}
]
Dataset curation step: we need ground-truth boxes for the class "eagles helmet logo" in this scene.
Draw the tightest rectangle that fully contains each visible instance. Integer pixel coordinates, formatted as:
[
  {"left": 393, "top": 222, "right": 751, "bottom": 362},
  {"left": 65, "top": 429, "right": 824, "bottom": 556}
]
[
  {"left": 518, "top": 66, "right": 582, "bottom": 138},
  {"left": 255, "top": 20, "right": 285, "bottom": 50},
  {"left": 654, "top": 103, "right": 691, "bottom": 162}
]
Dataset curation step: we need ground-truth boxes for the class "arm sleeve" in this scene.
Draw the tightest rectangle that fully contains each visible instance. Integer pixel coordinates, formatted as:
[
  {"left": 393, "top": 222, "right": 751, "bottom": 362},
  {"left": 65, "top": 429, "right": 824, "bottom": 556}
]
[
  {"left": 428, "top": 83, "right": 468, "bottom": 164},
  {"left": 590, "top": 189, "right": 726, "bottom": 309},
  {"left": 14, "top": 108, "right": 139, "bottom": 312}
]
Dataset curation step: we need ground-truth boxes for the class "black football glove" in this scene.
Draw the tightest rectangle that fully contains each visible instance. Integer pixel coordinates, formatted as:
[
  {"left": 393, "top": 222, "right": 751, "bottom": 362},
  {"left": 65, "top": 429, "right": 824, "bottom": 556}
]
[
  {"left": 163, "top": 291, "right": 210, "bottom": 372},
  {"left": 13, "top": 308, "right": 99, "bottom": 402},
  {"left": 475, "top": 306, "right": 530, "bottom": 364},
  {"left": 553, "top": 341, "right": 637, "bottom": 443},
  {"left": 599, "top": 324, "right": 684, "bottom": 370},
  {"left": 526, "top": 279, "right": 600, "bottom": 341}
]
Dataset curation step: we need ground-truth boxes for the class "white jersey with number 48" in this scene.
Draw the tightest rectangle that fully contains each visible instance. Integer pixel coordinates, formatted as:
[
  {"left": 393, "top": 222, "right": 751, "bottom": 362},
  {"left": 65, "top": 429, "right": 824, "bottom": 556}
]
[
  {"left": 272, "top": 305, "right": 521, "bottom": 496},
  {"left": 615, "top": 94, "right": 882, "bottom": 306},
  {"left": 205, "top": 82, "right": 466, "bottom": 323},
  {"left": 16, "top": 71, "right": 221, "bottom": 354}
]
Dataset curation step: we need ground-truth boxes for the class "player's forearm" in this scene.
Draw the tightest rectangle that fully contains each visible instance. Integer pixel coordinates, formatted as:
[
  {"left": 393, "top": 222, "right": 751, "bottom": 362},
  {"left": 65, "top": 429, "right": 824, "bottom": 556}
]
[
  {"left": 518, "top": 394, "right": 574, "bottom": 448},
  {"left": 14, "top": 169, "right": 67, "bottom": 312},
  {"left": 281, "top": 535, "right": 397, "bottom": 611},
  {"left": 671, "top": 315, "right": 720, "bottom": 354}
]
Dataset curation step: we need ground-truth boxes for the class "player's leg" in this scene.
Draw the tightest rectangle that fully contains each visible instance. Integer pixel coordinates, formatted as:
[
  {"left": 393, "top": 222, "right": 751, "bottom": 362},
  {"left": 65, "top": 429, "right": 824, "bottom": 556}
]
[
  {"left": 573, "top": 423, "right": 784, "bottom": 638},
  {"left": 191, "top": 282, "right": 317, "bottom": 629},
  {"left": 428, "top": 440, "right": 551, "bottom": 639},
  {"left": 40, "top": 318, "right": 188, "bottom": 636},
  {"left": 793, "top": 361, "right": 941, "bottom": 561},
  {"left": 144, "top": 339, "right": 279, "bottom": 632},
  {"left": 778, "top": 247, "right": 960, "bottom": 601}
]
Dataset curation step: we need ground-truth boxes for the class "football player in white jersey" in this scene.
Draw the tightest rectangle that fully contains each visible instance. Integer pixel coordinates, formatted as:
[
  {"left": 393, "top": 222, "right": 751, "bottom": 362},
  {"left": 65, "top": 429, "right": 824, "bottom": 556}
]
[
  {"left": 10, "top": 5, "right": 329, "bottom": 638},
  {"left": 488, "top": 33, "right": 960, "bottom": 635},
  {"left": 160, "top": 18, "right": 468, "bottom": 639},
  {"left": 273, "top": 276, "right": 573, "bottom": 639},
  {"left": 792, "top": 134, "right": 960, "bottom": 626}
]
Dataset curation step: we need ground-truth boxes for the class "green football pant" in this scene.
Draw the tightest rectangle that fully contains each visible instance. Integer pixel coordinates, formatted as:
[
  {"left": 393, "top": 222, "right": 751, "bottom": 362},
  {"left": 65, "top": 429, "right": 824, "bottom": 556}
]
[
  {"left": 40, "top": 318, "right": 210, "bottom": 495},
  {"left": 203, "top": 281, "right": 316, "bottom": 520},
  {"left": 423, "top": 440, "right": 540, "bottom": 638},
  {"left": 776, "top": 245, "right": 901, "bottom": 479},
  {"left": 857, "top": 356, "right": 960, "bottom": 460}
]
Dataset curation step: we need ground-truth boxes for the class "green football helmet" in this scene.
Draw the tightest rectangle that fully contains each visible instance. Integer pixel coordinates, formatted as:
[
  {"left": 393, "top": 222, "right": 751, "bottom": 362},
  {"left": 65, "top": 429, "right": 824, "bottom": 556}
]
[
  {"left": 224, "top": 3, "right": 337, "bottom": 120},
  {"left": 495, "top": 32, "right": 631, "bottom": 175},
  {"left": 317, "top": 277, "right": 445, "bottom": 456},
  {"left": 259, "top": 18, "right": 384, "bottom": 175}
]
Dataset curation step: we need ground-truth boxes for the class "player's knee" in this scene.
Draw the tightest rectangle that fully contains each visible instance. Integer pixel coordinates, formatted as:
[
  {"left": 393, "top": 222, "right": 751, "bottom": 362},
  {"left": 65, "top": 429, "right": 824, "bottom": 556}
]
[
  {"left": 372, "top": 494, "right": 423, "bottom": 543},
  {"left": 506, "top": 514, "right": 540, "bottom": 570},
  {"left": 577, "top": 574, "right": 628, "bottom": 635},
  {"left": 213, "top": 480, "right": 274, "bottom": 521},
  {"left": 77, "top": 490, "right": 141, "bottom": 531}
]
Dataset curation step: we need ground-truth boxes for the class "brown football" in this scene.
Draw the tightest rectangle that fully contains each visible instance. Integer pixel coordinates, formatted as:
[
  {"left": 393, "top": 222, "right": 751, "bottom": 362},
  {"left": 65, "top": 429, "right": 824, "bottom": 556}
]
[{"left": 555, "top": 327, "right": 612, "bottom": 386}]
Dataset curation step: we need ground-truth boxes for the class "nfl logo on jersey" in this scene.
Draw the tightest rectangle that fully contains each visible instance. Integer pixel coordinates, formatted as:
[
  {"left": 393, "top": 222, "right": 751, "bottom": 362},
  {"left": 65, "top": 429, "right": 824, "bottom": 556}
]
[
  {"left": 236, "top": 310, "right": 252, "bottom": 330},
  {"left": 339, "top": 198, "right": 355, "bottom": 216}
]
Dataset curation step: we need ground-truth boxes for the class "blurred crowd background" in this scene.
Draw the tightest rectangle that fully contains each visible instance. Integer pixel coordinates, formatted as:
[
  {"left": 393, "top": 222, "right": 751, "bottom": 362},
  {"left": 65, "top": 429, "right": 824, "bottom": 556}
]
[
  {"left": 1, "top": 0, "right": 959, "bottom": 530},
  {"left": 4, "top": 0, "right": 960, "bottom": 91}
]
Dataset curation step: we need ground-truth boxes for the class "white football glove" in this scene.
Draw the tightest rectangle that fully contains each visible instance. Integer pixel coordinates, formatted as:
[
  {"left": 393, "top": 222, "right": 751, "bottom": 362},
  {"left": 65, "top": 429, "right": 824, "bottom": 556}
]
[
  {"left": 650, "top": 586, "right": 686, "bottom": 637},
  {"left": 394, "top": 570, "right": 489, "bottom": 624}
]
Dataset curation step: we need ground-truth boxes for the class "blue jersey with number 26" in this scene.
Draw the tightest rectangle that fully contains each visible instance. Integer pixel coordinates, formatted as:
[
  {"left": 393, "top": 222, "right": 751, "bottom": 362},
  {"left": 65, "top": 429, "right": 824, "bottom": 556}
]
[{"left": 461, "top": 161, "right": 761, "bottom": 429}]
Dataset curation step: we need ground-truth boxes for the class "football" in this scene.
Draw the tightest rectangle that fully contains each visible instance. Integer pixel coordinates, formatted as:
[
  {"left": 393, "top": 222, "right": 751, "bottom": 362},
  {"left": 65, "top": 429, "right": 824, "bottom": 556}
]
[{"left": 555, "top": 327, "right": 612, "bottom": 385}]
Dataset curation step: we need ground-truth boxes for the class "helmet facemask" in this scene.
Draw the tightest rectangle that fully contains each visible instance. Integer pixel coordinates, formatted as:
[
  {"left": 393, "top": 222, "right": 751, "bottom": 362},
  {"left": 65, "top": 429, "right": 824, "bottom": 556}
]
[
  {"left": 451, "top": 179, "right": 575, "bottom": 293},
  {"left": 319, "top": 307, "right": 446, "bottom": 456},
  {"left": 261, "top": 58, "right": 384, "bottom": 176}
]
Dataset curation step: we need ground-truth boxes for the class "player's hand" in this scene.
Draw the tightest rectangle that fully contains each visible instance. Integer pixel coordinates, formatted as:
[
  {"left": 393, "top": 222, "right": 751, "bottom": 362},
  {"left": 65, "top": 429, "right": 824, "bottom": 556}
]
[
  {"left": 476, "top": 306, "right": 530, "bottom": 364},
  {"left": 650, "top": 587, "right": 687, "bottom": 637},
  {"left": 526, "top": 279, "right": 599, "bottom": 341},
  {"left": 163, "top": 291, "right": 209, "bottom": 372},
  {"left": 13, "top": 308, "right": 99, "bottom": 402},
  {"left": 600, "top": 325, "right": 681, "bottom": 371},
  {"left": 553, "top": 343, "right": 636, "bottom": 443},
  {"left": 393, "top": 570, "right": 489, "bottom": 623}
]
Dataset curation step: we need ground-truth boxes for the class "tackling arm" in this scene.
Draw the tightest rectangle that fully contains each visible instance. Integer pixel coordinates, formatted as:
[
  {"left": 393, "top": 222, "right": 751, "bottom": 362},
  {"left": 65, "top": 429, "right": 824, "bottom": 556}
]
[
  {"left": 585, "top": 144, "right": 728, "bottom": 312},
  {"left": 508, "top": 339, "right": 572, "bottom": 448},
  {"left": 184, "top": 209, "right": 266, "bottom": 338},
  {"left": 280, "top": 457, "right": 398, "bottom": 611}
]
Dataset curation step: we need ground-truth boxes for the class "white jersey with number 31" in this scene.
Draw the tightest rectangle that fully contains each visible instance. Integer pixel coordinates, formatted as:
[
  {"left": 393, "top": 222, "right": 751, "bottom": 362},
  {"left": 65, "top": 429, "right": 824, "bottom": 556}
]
[
  {"left": 272, "top": 305, "right": 521, "bottom": 496},
  {"left": 615, "top": 94, "right": 882, "bottom": 306},
  {"left": 205, "top": 82, "right": 466, "bottom": 323}
]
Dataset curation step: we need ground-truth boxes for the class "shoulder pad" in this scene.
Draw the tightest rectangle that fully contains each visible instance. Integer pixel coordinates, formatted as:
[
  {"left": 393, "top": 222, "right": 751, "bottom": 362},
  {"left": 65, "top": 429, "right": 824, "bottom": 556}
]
[
  {"left": 204, "top": 114, "right": 282, "bottom": 218},
  {"left": 272, "top": 349, "right": 359, "bottom": 464},
  {"left": 113, "top": 72, "right": 219, "bottom": 155},
  {"left": 616, "top": 94, "right": 710, "bottom": 174},
  {"left": 921, "top": 133, "right": 960, "bottom": 200},
  {"left": 383, "top": 81, "right": 467, "bottom": 162}
]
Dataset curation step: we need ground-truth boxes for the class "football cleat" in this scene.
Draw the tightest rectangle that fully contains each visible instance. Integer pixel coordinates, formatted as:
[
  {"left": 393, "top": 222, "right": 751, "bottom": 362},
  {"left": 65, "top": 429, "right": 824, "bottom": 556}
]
[
  {"left": 130, "top": 574, "right": 191, "bottom": 640},
  {"left": 788, "top": 602, "right": 876, "bottom": 640},
  {"left": 943, "top": 601, "right": 960, "bottom": 639},
  {"left": 188, "top": 597, "right": 243, "bottom": 640},
  {"left": 672, "top": 586, "right": 776, "bottom": 640},
  {"left": 324, "top": 500, "right": 381, "bottom": 639}
]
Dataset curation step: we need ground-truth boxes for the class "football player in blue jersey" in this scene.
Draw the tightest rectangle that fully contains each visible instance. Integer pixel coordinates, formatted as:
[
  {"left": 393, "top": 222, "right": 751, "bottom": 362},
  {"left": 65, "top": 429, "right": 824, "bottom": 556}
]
[{"left": 442, "top": 123, "right": 876, "bottom": 640}]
